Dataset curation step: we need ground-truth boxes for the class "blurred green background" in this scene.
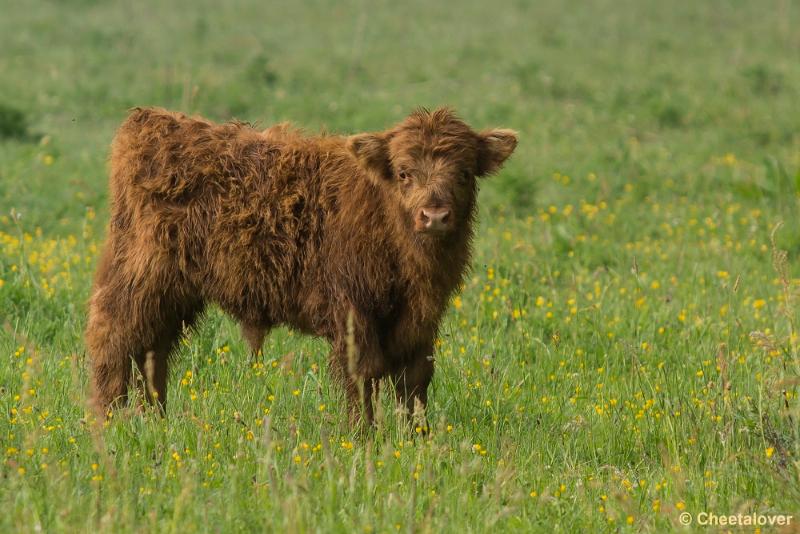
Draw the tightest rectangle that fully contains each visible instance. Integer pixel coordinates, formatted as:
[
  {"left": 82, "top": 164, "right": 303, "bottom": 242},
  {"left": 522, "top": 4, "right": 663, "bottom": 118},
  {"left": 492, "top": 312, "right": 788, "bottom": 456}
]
[{"left": 1, "top": 0, "right": 798, "bottom": 232}]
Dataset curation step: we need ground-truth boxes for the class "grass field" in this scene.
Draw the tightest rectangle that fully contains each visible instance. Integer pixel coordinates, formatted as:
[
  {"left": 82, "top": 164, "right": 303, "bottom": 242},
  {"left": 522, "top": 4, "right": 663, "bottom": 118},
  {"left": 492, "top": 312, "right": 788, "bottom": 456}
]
[{"left": 2, "top": 0, "right": 800, "bottom": 531}]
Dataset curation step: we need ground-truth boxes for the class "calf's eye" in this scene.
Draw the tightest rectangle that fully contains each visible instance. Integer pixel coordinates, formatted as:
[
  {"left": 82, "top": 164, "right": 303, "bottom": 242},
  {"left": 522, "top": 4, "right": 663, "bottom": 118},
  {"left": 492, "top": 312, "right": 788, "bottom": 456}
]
[{"left": 398, "top": 170, "right": 410, "bottom": 181}]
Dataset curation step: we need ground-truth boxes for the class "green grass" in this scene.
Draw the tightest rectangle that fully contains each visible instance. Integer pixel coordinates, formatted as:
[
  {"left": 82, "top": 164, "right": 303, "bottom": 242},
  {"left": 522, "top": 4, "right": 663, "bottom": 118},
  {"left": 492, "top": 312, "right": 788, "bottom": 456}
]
[{"left": 1, "top": 0, "right": 799, "bottom": 531}]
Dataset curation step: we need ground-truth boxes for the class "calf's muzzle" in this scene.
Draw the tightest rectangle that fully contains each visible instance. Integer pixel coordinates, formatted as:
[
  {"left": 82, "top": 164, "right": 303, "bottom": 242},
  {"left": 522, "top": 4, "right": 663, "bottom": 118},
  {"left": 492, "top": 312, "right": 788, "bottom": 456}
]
[{"left": 416, "top": 207, "right": 452, "bottom": 233}]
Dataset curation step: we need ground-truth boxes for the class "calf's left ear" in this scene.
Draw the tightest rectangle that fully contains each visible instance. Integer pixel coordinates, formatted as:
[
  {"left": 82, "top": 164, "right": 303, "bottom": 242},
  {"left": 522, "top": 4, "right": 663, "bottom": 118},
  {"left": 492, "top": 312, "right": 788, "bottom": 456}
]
[
  {"left": 476, "top": 129, "right": 518, "bottom": 177},
  {"left": 347, "top": 133, "right": 391, "bottom": 182}
]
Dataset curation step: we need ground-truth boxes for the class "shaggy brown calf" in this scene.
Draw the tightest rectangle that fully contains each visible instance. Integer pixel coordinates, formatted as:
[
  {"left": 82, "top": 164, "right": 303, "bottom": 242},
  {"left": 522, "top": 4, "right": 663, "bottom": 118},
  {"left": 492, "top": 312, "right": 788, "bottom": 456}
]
[{"left": 86, "top": 107, "right": 517, "bottom": 422}]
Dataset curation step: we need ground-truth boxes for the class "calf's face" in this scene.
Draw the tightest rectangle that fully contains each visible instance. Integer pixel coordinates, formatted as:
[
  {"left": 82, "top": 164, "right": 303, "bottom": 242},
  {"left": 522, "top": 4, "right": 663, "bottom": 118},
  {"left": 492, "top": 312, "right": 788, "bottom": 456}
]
[{"left": 348, "top": 108, "right": 517, "bottom": 240}]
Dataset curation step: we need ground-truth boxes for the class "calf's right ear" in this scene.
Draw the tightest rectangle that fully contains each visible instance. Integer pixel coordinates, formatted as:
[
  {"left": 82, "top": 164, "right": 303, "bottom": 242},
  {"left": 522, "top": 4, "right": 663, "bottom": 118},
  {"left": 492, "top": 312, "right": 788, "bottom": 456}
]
[
  {"left": 347, "top": 133, "right": 391, "bottom": 182},
  {"left": 476, "top": 129, "right": 518, "bottom": 177}
]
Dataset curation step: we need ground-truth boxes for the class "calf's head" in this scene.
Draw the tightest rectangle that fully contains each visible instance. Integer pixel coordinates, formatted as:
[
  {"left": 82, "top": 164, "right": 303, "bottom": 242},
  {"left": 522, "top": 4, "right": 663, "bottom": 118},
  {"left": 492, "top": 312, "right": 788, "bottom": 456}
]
[{"left": 348, "top": 108, "right": 517, "bottom": 239}]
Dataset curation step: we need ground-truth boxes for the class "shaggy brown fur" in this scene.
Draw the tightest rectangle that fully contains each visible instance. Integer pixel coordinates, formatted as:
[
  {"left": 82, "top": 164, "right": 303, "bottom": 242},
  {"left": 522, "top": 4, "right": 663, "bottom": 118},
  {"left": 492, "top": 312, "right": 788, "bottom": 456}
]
[{"left": 85, "top": 106, "right": 517, "bottom": 422}]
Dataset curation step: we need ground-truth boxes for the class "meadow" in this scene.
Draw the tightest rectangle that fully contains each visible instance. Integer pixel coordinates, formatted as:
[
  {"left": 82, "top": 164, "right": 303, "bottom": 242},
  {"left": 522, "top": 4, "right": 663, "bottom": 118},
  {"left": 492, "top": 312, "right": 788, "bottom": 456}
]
[{"left": 1, "top": 0, "right": 799, "bottom": 531}]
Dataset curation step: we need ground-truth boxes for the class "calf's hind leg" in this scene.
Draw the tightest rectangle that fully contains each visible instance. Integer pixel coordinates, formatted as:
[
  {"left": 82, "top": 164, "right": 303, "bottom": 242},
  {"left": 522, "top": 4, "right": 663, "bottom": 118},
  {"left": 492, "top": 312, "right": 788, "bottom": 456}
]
[
  {"left": 86, "top": 277, "right": 200, "bottom": 416},
  {"left": 133, "top": 304, "right": 202, "bottom": 412},
  {"left": 86, "top": 283, "right": 149, "bottom": 415}
]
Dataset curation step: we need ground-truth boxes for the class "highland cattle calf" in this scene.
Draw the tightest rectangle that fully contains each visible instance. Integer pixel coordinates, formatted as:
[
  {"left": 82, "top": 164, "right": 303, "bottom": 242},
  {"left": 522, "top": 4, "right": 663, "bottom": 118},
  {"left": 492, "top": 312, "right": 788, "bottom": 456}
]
[{"left": 85, "top": 107, "right": 517, "bottom": 422}]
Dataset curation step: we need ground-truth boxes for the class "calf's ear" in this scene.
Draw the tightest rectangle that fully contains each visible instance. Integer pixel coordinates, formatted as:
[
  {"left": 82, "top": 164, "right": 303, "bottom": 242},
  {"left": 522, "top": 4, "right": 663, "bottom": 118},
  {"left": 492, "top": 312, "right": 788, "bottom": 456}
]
[
  {"left": 347, "top": 133, "right": 391, "bottom": 181},
  {"left": 476, "top": 129, "right": 518, "bottom": 177}
]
